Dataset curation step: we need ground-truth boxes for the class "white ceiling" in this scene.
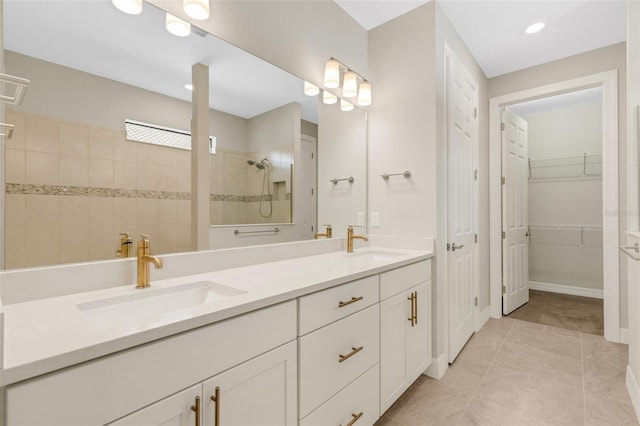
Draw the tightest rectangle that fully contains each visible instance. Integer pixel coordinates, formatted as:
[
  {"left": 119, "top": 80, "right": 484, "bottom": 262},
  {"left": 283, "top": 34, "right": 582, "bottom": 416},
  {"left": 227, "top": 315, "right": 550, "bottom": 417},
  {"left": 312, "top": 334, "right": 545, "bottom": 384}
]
[{"left": 336, "top": 0, "right": 626, "bottom": 78}]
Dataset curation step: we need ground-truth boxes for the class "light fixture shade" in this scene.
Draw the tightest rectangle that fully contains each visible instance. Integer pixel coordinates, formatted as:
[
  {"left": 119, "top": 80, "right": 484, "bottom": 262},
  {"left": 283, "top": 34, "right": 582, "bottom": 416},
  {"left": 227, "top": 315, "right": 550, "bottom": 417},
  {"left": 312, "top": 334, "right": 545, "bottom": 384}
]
[
  {"left": 112, "top": 0, "right": 142, "bottom": 15},
  {"left": 342, "top": 71, "right": 358, "bottom": 98},
  {"left": 304, "top": 81, "right": 320, "bottom": 96},
  {"left": 184, "top": 0, "right": 210, "bottom": 20},
  {"left": 323, "top": 91, "right": 338, "bottom": 105},
  {"left": 357, "top": 81, "right": 372, "bottom": 106},
  {"left": 166, "top": 13, "right": 191, "bottom": 37},
  {"left": 324, "top": 59, "right": 340, "bottom": 89},
  {"left": 340, "top": 99, "right": 354, "bottom": 112}
]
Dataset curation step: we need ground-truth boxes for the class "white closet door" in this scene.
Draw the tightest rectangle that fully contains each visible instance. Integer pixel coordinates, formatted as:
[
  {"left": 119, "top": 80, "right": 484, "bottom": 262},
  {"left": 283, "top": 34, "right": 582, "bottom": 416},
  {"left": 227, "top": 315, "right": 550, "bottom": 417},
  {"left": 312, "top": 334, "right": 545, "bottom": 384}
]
[{"left": 502, "top": 109, "right": 529, "bottom": 315}]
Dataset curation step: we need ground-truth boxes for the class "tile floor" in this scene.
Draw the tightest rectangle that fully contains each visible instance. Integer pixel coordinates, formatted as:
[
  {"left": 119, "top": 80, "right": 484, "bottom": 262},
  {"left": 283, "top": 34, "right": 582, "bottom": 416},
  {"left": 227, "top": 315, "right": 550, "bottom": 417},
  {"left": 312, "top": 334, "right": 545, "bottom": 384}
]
[
  {"left": 507, "top": 290, "right": 604, "bottom": 336},
  {"left": 375, "top": 318, "right": 637, "bottom": 426}
]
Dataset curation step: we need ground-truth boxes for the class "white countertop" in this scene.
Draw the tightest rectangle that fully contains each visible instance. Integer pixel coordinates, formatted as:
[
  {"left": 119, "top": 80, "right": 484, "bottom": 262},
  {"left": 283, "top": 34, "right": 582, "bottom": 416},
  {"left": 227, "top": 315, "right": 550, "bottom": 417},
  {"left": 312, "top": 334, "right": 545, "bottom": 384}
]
[{"left": 1, "top": 247, "right": 433, "bottom": 386}]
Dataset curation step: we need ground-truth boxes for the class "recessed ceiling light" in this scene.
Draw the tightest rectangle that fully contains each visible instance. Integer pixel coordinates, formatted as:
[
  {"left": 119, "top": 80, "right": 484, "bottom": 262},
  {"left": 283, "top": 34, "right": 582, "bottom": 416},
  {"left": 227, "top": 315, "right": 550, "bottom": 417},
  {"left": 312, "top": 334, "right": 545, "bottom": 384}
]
[
  {"left": 185, "top": 83, "right": 193, "bottom": 91},
  {"left": 525, "top": 22, "right": 545, "bottom": 34}
]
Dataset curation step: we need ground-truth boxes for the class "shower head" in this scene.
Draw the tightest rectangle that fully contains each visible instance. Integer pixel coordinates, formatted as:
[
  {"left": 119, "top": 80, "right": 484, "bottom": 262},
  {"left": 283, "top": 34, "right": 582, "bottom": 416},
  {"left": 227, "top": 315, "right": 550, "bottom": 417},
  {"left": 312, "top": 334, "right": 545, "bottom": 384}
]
[
  {"left": 255, "top": 162, "right": 265, "bottom": 170},
  {"left": 248, "top": 158, "right": 268, "bottom": 169},
  {"left": 247, "top": 160, "right": 256, "bottom": 166}
]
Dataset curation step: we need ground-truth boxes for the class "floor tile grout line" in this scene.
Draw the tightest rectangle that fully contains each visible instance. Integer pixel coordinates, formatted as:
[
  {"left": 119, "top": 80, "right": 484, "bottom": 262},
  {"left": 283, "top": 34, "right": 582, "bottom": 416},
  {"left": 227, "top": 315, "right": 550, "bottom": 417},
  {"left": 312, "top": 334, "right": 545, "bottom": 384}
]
[
  {"left": 455, "top": 318, "right": 517, "bottom": 425},
  {"left": 580, "top": 332, "right": 587, "bottom": 426}
]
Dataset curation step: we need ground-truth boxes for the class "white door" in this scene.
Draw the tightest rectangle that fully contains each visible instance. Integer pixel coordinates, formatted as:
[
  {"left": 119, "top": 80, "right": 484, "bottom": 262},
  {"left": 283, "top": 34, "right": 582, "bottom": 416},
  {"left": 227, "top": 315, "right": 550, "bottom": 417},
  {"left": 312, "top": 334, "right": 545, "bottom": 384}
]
[
  {"left": 109, "top": 385, "right": 201, "bottom": 426},
  {"left": 300, "top": 135, "right": 317, "bottom": 239},
  {"left": 502, "top": 109, "right": 529, "bottom": 314},
  {"left": 202, "top": 341, "right": 297, "bottom": 426},
  {"left": 446, "top": 52, "right": 478, "bottom": 363}
]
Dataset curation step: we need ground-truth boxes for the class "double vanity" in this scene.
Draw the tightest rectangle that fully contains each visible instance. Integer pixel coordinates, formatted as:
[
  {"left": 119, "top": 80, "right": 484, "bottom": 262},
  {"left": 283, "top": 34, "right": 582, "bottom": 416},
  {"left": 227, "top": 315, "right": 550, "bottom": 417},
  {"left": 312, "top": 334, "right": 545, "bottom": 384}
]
[{"left": 1, "top": 241, "right": 433, "bottom": 425}]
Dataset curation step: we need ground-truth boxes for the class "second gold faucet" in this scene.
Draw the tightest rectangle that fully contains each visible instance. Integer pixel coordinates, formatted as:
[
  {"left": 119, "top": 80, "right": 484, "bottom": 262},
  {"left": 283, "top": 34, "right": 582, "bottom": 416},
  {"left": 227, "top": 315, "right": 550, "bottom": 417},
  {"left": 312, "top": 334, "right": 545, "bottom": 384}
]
[
  {"left": 137, "top": 234, "right": 163, "bottom": 289},
  {"left": 347, "top": 226, "right": 368, "bottom": 253}
]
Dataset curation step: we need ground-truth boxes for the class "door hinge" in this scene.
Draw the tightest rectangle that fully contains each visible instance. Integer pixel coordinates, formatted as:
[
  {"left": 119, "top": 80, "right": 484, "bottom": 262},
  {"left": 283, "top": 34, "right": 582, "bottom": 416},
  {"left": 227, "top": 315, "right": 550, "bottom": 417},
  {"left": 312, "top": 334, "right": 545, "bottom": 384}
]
[
  {"left": 475, "top": 296, "right": 478, "bottom": 307},
  {"left": 474, "top": 108, "right": 477, "bottom": 119},
  {"left": 500, "top": 122, "right": 505, "bottom": 131},
  {"left": 501, "top": 176, "right": 506, "bottom": 185},
  {"left": 474, "top": 233, "right": 478, "bottom": 243},
  {"left": 311, "top": 152, "right": 314, "bottom": 159},
  {"left": 502, "top": 231, "right": 506, "bottom": 239},
  {"left": 474, "top": 169, "right": 478, "bottom": 181},
  {"left": 502, "top": 285, "right": 506, "bottom": 294},
  {"left": 446, "top": 243, "right": 451, "bottom": 251},
  {"left": 311, "top": 188, "right": 314, "bottom": 196},
  {"left": 311, "top": 225, "right": 314, "bottom": 232}
]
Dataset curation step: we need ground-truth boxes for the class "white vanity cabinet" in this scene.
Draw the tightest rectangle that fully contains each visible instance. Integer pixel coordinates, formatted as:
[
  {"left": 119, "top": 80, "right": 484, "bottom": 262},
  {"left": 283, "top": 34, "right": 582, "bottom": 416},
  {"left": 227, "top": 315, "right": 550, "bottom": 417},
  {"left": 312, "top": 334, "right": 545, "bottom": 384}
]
[
  {"left": 379, "top": 260, "right": 432, "bottom": 415},
  {"left": 6, "top": 301, "right": 297, "bottom": 426},
  {"left": 297, "top": 275, "right": 380, "bottom": 425},
  {"left": 111, "top": 341, "right": 297, "bottom": 426}
]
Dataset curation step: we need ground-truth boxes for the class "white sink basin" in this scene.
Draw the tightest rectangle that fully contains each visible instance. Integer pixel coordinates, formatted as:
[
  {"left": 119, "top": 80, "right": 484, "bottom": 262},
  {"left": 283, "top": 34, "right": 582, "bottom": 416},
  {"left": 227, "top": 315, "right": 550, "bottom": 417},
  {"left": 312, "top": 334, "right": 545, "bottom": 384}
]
[
  {"left": 77, "top": 281, "right": 246, "bottom": 329},
  {"left": 345, "top": 249, "right": 408, "bottom": 262}
]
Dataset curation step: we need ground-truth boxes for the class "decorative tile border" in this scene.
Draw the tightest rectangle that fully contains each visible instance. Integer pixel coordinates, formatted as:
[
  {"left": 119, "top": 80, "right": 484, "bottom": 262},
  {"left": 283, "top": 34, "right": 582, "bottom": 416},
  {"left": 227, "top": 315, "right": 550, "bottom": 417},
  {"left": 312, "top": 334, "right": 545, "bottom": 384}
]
[{"left": 6, "top": 183, "right": 291, "bottom": 203}]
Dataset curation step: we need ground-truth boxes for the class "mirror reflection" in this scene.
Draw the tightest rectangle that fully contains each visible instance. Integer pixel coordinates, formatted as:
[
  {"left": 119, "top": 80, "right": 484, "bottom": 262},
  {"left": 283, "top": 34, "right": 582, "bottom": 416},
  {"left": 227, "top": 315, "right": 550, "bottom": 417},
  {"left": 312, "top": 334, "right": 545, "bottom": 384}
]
[{"left": 2, "top": 0, "right": 366, "bottom": 269}]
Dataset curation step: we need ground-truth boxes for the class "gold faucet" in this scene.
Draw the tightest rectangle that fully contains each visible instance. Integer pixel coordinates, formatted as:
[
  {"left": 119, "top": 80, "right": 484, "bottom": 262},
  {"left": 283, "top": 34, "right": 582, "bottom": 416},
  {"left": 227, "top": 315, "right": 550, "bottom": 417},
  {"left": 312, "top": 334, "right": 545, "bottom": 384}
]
[
  {"left": 136, "top": 234, "right": 163, "bottom": 289},
  {"left": 115, "top": 232, "right": 133, "bottom": 258},
  {"left": 347, "top": 225, "right": 368, "bottom": 253},
  {"left": 315, "top": 224, "right": 332, "bottom": 239}
]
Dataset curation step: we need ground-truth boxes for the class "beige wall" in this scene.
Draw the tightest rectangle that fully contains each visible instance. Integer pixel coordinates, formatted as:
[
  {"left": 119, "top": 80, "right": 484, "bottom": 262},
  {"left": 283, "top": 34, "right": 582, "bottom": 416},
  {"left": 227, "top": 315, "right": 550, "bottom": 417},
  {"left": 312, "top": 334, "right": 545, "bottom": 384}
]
[{"left": 489, "top": 43, "right": 627, "bottom": 326}]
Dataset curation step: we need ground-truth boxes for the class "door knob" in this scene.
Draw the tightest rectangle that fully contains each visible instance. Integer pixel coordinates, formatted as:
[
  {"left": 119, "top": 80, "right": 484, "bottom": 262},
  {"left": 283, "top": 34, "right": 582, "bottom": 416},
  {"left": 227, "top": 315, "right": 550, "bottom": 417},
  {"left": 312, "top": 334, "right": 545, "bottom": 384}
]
[{"left": 447, "top": 243, "right": 464, "bottom": 252}]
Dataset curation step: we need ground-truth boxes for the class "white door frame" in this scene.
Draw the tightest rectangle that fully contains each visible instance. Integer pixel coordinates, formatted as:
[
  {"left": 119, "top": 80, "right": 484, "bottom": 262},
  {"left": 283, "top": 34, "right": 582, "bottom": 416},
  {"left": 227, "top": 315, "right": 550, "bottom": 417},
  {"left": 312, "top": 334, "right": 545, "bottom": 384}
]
[{"left": 489, "top": 70, "right": 620, "bottom": 342}]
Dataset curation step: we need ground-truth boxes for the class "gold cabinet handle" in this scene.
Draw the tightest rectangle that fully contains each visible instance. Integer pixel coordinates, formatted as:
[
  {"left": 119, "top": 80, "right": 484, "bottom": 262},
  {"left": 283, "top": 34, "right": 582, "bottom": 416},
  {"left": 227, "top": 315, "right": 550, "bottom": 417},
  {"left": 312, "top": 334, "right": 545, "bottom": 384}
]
[
  {"left": 339, "top": 346, "right": 364, "bottom": 363},
  {"left": 209, "top": 386, "right": 220, "bottom": 426},
  {"left": 338, "top": 296, "right": 364, "bottom": 308},
  {"left": 341, "top": 412, "right": 364, "bottom": 426},
  {"left": 414, "top": 291, "right": 418, "bottom": 325},
  {"left": 407, "top": 293, "right": 415, "bottom": 327},
  {"left": 190, "top": 396, "right": 201, "bottom": 426}
]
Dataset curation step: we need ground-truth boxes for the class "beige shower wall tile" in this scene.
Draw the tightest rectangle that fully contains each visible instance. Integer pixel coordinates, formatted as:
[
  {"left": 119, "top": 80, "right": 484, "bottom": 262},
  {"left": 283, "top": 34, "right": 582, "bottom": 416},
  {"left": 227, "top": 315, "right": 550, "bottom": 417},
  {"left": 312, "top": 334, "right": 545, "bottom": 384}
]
[
  {"left": 5, "top": 194, "right": 26, "bottom": 229},
  {"left": 59, "top": 196, "right": 89, "bottom": 229},
  {"left": 90, "top": 127, "right": 114, "bottom": 160},
  {"left": 59, "top": 224, "right": 89, "bottom": 264},
  {"left": 114, "top": 135, "right": 137, "bottom": 161},
  {"left": 136, "top": 142, "right": 159, "bottom": 165},
  {"left": 175, "top": 149, "right": 190, "bottom": 169},
  {"left": 89, "top": 157, "right": 114, "bottom": 188},
  {"left": 26, "top": 195, "right": 59, "bottom": 229},
  {"left": 158, "top": 166, "right": 178, "bottom": 192},
  {"left": 89, "top": 197, "right": 115, "bottom": 227},
  {"left": 59, "top": 154, "right": 89, "bottom": 187},
  {"left": 177, "top": 167, "right": 191, "bottom": 193},
  {"left": 158, "top": 199, "right": 178, "bottom": 225},
  {"left": 137, "top": 199, "right": 158, "bottom": 226},
  {"left": 26, "top": 151, "right": 59, "bottom": 185},
  {"left": 114, "top": 198, "right": 137, "bottom": 230},
  {"left": 26, "top": 116, "right": 59, "bottom": 153},
  {"left": 26, "top": 225, "right": 59, "bottom": 267},
  {"left": 177, "top": 200, "right": 191, "bottom": 225},
  {"left": 5, "top": 227, "right": 27, "bottom": 269},
  {"left": 114, "top": 160, "right": 137, "bottom": 190},
  {"left": 88, "top": 225, "right": 116, "bottom": 261},
  {"left": 157, "top": 146, "right": 178, "bottom": 167},
  {"left": 176, "top": 223, "right": 192, "bottom": 252},
  {"left": 210, "top": 201, "right": 223, "bottom": 225},
  {"left": 6, "top": 148, "right": 26, "bottom": 183},
  {"left": 5, "top": 110, "right": 25, "bottom": 150},
  {"left": 137, "top": 163, "right": 158, "bottom": 191},
  {"left": 156, "top": 225, "right": 178, "bottom": 255},
  {"left": 59, "top": 123, "right": 89, "bottom": 157}
]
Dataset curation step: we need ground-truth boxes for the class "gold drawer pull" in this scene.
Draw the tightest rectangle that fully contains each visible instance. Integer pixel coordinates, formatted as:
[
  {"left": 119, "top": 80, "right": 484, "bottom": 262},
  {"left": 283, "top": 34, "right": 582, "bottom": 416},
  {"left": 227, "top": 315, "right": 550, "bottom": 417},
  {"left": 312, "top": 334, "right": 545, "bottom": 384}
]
[
  {"left": 338, "top": 296, "right": 364, "bottom": 308},
  {"left": 210, "top": 386, "right": 220, "bottom": 426},
  {"left": 407, "top": 292, "right": 416, "bottom": 327},
  {"left": 339, "top": 346, "right": 364, "bottom": 363},
  {"left": 341, "top": 412, "right": 364, "bottom": 426},
  {"left": 190, "top": 396, "right": 201, "bottom": 426}
]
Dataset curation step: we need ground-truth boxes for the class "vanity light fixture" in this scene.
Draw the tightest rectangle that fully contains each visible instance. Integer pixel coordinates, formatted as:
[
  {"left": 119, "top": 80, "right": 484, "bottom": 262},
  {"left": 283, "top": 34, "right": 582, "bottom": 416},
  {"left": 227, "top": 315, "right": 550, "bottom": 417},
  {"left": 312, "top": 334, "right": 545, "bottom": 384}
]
[
  {"left": 166, "top": 13, "right": 191, "bottom": 37},
  {"left": 323, "top": 91, "right": 338, "bottom": 105},
  {"left": 323, "top": 57, "right": 372, "bottom": 106},
  {"left": 183, "top": 0, "right": 210, "bottom": 20},
  {"left": 340, "top": 99, "right": 354, "bottom": 112},
  {"left": 323, "top": 59, "right": 341, "bottom": 89},
  {"left": 112, "top": 0, "right": 142, "bottom": 15},
  {"left": 525, "top": 22, "right": 545, "bottom": 34},
  {"left": 342, "top": 71, "right": 358, "bottom": 98},
  {"left": 357, "top": 81, "right": 372, "bottom": 106},
  {"left": 304, "top": 81, "right": 320, "bottom": 96}
]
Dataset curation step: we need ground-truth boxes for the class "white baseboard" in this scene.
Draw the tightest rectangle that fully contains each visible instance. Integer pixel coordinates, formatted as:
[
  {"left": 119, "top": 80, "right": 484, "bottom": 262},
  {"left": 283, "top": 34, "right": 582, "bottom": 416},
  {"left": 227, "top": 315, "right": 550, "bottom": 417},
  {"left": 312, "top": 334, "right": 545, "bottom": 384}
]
[
  {"left": 620, "top": 328, "right": 630, "bottom": 344},
  {"left": 529, "top": 281, "right": 603, "bottom": 299},
  {"left": 425, "top": 352, "right": 448, "bottom": 380},
  {"left": 476, "top": 305, "right": 490, "bottom": 331},
  {"left": 627, "top": 366, "right": 640, "bottom": 423}
]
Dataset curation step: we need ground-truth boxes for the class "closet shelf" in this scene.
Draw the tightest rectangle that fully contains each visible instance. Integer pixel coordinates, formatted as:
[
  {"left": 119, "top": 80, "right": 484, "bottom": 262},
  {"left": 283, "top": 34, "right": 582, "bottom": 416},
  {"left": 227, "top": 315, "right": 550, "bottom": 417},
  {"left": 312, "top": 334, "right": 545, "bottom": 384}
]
[
  {"left": 529, "top": 223, "right": 602, "bottom": 231},
  {"left": 528, "top": 152, "right": 602, "bottom": 182}
]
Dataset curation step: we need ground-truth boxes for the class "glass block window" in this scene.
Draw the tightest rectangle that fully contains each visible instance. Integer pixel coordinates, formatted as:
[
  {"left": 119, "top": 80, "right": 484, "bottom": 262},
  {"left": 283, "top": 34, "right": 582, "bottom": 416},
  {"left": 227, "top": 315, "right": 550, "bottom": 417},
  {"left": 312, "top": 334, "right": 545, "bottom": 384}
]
[{"left": 125, "top": 119, "right": 216, "bottom": 154}]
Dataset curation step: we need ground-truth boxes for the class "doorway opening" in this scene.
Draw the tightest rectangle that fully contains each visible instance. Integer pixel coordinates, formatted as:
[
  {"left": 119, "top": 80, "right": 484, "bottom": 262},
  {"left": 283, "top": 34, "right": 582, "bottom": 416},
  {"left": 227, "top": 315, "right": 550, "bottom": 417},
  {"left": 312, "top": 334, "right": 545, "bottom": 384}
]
[
  {"left": 502, "top": 87, "right": 605, "bottom": 335},
  {"left": 489, "top": 70, "right": 620, "bottom": 342}
]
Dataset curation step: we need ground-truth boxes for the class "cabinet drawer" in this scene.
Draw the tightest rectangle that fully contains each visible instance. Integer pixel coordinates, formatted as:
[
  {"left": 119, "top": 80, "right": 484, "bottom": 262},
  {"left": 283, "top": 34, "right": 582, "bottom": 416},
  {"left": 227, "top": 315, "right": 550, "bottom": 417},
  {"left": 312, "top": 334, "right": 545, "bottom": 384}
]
[
  {"left": 298, "top": 275, "right": 379, "bottom": 335},
  {"left": 380, "top": 260, "right": 431, "bottom": 300},
  {"left": 300, "top": 364, "right": 379, "bottom": 426},
  {"left": 298, "top": 304, "right": 380, "bottom": 418}
]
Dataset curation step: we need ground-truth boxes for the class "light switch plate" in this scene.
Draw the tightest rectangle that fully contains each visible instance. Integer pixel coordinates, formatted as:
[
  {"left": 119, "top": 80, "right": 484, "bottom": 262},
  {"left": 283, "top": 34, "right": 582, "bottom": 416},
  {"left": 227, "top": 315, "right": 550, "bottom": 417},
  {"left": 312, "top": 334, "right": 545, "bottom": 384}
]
[
  {"left": 371, "top": 212, "right": 380, "bottom": 227},
  {"left": 357, "top": 212, "right": 365, "bottom": 226}
]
